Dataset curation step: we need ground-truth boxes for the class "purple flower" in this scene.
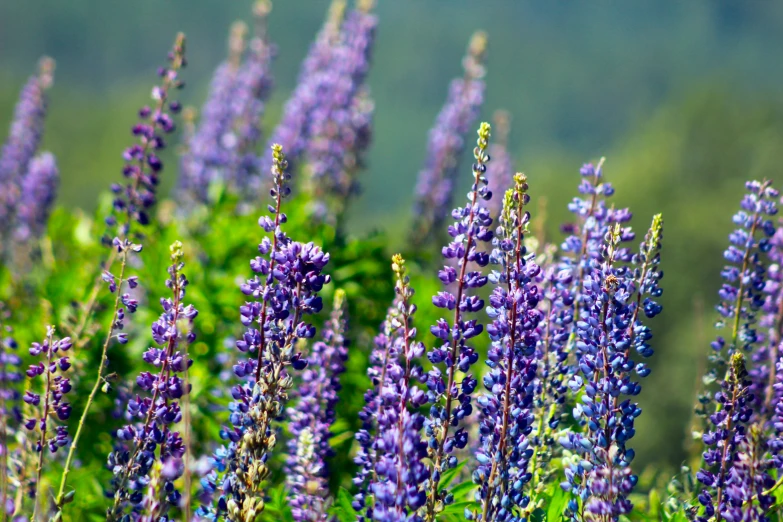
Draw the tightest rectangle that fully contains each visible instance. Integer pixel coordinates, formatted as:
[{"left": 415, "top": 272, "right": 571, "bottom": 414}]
[
  {"left": 286, "top": 290, "right": 349, "bottom": 522},
  {"left": 354, "top": 255, "right": 429, "bottom": 521},
  {"left": 472, "top": 174, "right": 541, "bottom": 521},
  {"left": 226, "top": 11, "right": 275, "bottom": 195},
  {"left": 107, "top": 34, "right": 186, "bottom": 240},
  {"left": 12, "top": 152, "right": 58, "bottom": 244},
  {"left": 0, "top": 57, "right": 54, "bottom": 247},
  {"left": 23, "top": 326, "right": 72, "bottom": 519},
  {"left": 302, "top": 4, "right": 377, "bottom": 222},
  {"left": 0, "top": 304, "right": 22, "bottom": 516},
  {"left": 178, "top": 22, "right": 247, "bottom": 204},
  {"left": 423, "top": 122, "right": 493, "bottom": 518},
  {"left": 411, "top": 32, "right": 487, "bottom": 246},
  {"left": 695, "top": 180, "right": 779, "bottom": 522},
  {"left": 561, "top": 214, "right": 663, "bottom": 518},
  {"left": 106, "top": 241, "right": 196, "bottom": 520},
  {"left": 206, "top": 145, "right": 331, "bottom": 520},
  {"left": 261, "top": 0, "right": 347, "bottom": 182},
  {"left": 179, "top": 6, "right": 277, "bottom": 202}
]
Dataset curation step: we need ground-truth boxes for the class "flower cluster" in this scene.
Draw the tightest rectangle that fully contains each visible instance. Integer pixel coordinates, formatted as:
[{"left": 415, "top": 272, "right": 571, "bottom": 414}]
[
  {"left": 206, "top": 144, "right": 331, "bottom": 522},
  {"left": 303, "top": 0, "right": 377, "bottom": 220},
  {"left": 23, "top": 327, "right": 72, "bottom": 520},
  {"left": 472, "top": 174, "right": 542, "bottom": 522},
  {"left": 411, "top": 32, "right": 487, "bottom": 246},
  {"left": 694, "top": 180, "right": 779, "bottom": 521},
  {"left": 354, "top": 255, "right": 429, "bottom": 521},
  {"left": 261, "top": 0, "right": 346, "bottom": 181},
  {"left": 0, "top": 57, "right": 55, "bottom": 255},
  {"left": 227, "top": 2, "right": 275, "bottom": 195},
  {"left": 106, "top": 241, "right": 196, "bottom": 521},
  {"left": 23, "top": 328, "right": 73, "bottom": 455},
  {"left": 179, "top": 2, "right": 276, "bottom": 202},
  {"left": 423, "top": 121, "right": 493, "bottom": 519},
  {"left": 178, "top": 21, "right": 249, "bottom": 203},
  {"left": 560, "top": 210, "right": 662, "bottom": 518},
  {"left": 12, "top": 151, "right": 58, "bottom": 244},
  {"left": 286, "top": 290, "right": 349, "bottom": 522},
  {"left": 108, "top": 33, "right": 186, "bottom": 239}
]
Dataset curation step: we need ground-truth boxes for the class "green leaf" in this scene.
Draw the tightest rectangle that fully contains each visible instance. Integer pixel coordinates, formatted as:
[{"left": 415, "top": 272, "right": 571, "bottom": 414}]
[
  {"left": 440, "top": 501, "right": 478, "bottom": 517},
  {"left": 331, "top": 487, "right": 358, "bottom": 522},
  {"left": 546, "top": 486, "right": 569, "bottom": 521},
  {"left": 438, "top": 461, "right": 467, "bottom": 492},
  {"left": 449, "top": 481, "right": 477, "bottom": 502}
]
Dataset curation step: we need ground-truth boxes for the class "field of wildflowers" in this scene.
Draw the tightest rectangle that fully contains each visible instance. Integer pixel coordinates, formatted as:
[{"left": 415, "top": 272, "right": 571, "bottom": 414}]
[{"left": 1, "top": 1, "right": 783, "bottom": 521}]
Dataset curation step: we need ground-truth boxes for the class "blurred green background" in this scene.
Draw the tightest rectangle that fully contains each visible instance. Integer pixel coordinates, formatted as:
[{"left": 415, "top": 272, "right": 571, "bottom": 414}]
[{"left": 2, "top": 0, "right": 783, "bottom": 472}]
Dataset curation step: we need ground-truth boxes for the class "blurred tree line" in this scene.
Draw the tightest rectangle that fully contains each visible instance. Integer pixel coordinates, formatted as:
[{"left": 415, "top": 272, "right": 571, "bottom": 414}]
[{"left": 2, "top": 0, "right": 783, "bottom": 472}]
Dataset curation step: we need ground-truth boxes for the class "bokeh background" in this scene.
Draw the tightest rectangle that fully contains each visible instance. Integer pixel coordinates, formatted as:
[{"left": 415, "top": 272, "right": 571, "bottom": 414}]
[{"left": 2, "top": 0, "right": 783, "bottom": 472}]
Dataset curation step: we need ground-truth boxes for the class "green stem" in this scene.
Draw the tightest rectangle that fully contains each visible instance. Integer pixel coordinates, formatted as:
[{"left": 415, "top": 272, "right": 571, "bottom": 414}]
[{"left": 54, "top": 250, "right": 128, "bottom": 511}]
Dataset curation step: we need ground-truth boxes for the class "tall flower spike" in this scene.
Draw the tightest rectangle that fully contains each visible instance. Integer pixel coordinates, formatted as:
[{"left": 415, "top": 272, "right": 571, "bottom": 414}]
[
  {"left": 558, "top": 160, "right": 633, "bottom": 359},
  {"left": 695, "top": 353, "right": 761, "bottom": 521},
  {"left": 761, "top": 218, "right": 783, "bottom": 414},
  {"left": 54, "top": 36, "right": 187, "bottom": 515},
  {"left": 354, "top": 254, "right": 429, "bottom": 521},
  {"left": 0, "top": 57, "right": 54, "bottom": 249},
  {"left": 261, "top": 0, "right": 347, "bottom": 182},
  {"left": 286, "top": 289, "right": 349, "bottom": 522},
  {"left": 423, "top": 122, "right": 493, "bottom": 521},
  {"left": 353, "top": 303, "right": 399, "bottom": 519},
  {"left": 24, "top": 326, "right": 72, "bottom": 522},
  {"left": 108, "top": 33, "right": 186, "bottom": 239},
  {"left": 472, "top": 173, "right": 542, "bottom": 522},
  {"left": 12, "top": 151, "right": 59, "bottom": 244},
  {"left": 693, "top": 181, "right": 778, "bottom": 522},
  {"left": 411, "top": 32, "right": 487, "bottom": 247},
  {"left": 0, "top": 306, "right": 21, "bottom": 520},
  {"left": 303, "top": 0, "right": 377, "bottom": 222},
  {"left": 560, "top": 217, "right": 655, "bottom": 519},
  {"left": 228, "top": 1, "right": 276, "bottom": 195},
  {"left": 106, "top": 241, "right": 196, "bottom": 521},
  {"left": 178, "top": 22, "right": 247, "bottom": 203},
  {"left": 205, "top": 144, "right": 330, "bottom": 522}
]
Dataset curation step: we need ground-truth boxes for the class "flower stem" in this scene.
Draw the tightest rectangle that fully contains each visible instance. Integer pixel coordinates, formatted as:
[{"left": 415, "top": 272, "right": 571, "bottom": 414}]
[{"left": 54, "top": 250, "right": 128, "bottom": 512}]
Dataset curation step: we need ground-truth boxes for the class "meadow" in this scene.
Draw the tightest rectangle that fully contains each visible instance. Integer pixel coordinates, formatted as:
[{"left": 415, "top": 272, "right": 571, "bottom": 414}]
[{"left": 1, "top": 1, "right": 782, "bottom": 521}]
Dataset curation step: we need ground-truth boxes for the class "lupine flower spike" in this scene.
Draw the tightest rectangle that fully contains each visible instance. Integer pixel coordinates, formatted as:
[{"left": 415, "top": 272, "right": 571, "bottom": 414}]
[
  {"left": 54, "top": 35, "right": 187, "bottom": 513},
  {"left": 353, "top": 254, "right": 429, "bottom": 521},
  {"left": 411, "top": 32, "right": 487, "bottom": 247},
  {"left": 178, "top": 21, "right": 248, "bottom": 203},
  {"left": 0, "top": 56, "right": 54, "bottom": 252},
  {"left": 560, "top": 213, "right": 661, "bottom": 519},
  {"left": 12, "top": 151, "right": 58, "bottom": 245},
  {"left": 695, "top": 180, "right": 778, "bottom": 522},
  {"left": 25, "top": 326, "right": 72, "bottom": 522},
  {"left": 303, "top": 0, "right": 377, "bottom": 222},
  {"left": 286, "top": 289, "right": 349, "bottom": 522},
  {"left": 204, "top": 144, "right": 330, "bottom": 522},
  {"left": 353, "top": 302, "right": 401, "bottom": 518},
  {"left": 261, "top": 0, "right": 347, "bottom": 182},
  {"left": 108, "top": 32, "right": 186, "bottom": 239},
  {"left": 228, "top": 0, "right": 276, "bottom": 196},
  {"left": 424, "top": 122, "right": 493, "bottom": 520},
  {"left": 472, "top": 173, "right": 542, "bottom": 522},
  {"left": 106, "top": 240, "right": 196, "bottom": 521},
  {"left": 0, "top": 304, "right": 21, "bottom": 521}
]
